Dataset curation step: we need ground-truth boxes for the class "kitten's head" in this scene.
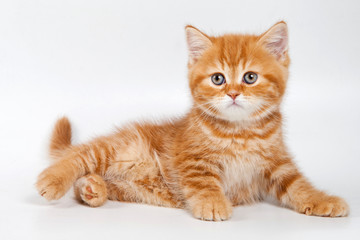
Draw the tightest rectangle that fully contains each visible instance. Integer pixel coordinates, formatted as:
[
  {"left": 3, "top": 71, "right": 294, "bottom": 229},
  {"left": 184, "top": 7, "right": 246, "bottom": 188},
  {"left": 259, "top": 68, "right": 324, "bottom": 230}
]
[{"left": 186, "top": 22, "right": 289, "bottom": 123}]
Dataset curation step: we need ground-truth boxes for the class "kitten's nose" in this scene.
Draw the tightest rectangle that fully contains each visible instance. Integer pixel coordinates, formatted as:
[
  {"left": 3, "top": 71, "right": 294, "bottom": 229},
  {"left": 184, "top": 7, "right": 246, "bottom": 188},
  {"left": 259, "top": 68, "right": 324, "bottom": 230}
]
[{"left": 227, "top": 91, "right": 240, "bottom": 100}]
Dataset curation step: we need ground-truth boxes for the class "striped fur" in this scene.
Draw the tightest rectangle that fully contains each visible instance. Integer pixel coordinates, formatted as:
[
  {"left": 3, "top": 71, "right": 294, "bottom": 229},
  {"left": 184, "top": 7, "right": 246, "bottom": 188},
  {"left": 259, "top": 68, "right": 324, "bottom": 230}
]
[{"left": 36, "top": 22, "right": 349, "bottom": 220}]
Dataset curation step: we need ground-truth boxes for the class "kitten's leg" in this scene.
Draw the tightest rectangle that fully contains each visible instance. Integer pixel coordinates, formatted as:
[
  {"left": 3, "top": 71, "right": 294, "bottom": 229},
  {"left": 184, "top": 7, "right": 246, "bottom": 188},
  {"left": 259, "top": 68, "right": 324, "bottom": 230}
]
[
  {"left": 74, "top": 173, "right": 107, "bottom": 207},
  {"left": 37, "top": 132, "right": 118, "bottom": 201},
  {"left": 178, "top": 159, "right": 232, "bottom": 221},
  {"left": 36, "top": 153, "right": 87, "bottom": 200},
  {"left": 36, "top": 141, "right": 111, "bottom": 200},
  {"left": 266, "top": 160, "right": 349, "bottom": 217}
]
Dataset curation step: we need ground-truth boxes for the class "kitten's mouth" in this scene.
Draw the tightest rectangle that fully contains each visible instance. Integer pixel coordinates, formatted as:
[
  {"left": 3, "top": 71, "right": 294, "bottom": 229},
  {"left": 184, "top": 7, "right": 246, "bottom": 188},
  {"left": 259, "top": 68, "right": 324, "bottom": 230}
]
[{"left": 227, "top": 102, "right": 242, "bottom": 108}]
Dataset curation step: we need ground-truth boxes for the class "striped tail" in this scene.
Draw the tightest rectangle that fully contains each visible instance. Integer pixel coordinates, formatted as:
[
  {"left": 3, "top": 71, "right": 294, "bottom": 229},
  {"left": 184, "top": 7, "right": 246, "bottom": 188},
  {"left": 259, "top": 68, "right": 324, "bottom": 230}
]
[{"left": 49, "top": 117, "right": 72, "bottom": 160}]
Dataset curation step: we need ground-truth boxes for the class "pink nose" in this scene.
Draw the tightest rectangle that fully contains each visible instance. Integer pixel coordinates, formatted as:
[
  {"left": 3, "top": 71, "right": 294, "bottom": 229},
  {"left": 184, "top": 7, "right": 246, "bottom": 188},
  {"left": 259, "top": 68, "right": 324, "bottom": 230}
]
[{"left": 227, "top": 92, "right": 240, "bottom": 100}]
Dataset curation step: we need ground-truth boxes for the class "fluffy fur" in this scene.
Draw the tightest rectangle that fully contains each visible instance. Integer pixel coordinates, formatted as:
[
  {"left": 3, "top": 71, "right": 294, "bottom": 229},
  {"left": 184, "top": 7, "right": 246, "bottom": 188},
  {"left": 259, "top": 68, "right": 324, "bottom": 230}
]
[{"left": 36, "top": 22, "right": 349, "bottom": 221}]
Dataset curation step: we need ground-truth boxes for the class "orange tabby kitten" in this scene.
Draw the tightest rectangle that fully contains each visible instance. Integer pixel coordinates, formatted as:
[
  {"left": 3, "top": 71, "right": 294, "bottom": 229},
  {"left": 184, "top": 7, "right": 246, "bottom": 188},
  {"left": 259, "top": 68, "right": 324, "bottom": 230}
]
[{"left": 36, "top": 21, "right": 349, "bottom": 220}]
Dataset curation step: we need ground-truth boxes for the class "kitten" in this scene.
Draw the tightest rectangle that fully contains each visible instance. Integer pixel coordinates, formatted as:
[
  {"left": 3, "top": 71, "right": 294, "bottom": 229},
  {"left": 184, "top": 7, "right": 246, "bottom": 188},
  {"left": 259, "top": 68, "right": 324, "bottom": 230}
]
[{"left": 36, "top": 21, "right": 349, "bottom": 221}]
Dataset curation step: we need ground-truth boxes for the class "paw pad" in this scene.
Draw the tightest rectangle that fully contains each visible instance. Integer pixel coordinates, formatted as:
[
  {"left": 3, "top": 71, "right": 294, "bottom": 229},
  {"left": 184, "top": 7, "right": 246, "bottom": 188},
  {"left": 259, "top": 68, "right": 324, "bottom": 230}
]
[{"left": 74, "top": 175, "right": 107, "bottom": 207}]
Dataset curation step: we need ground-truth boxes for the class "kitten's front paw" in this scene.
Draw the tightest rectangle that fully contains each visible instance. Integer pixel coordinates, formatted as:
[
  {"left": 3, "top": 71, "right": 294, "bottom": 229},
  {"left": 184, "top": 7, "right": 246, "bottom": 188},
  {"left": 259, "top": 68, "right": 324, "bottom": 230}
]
[
  {"left": 298, "top": 195, "right": 349, "bottom": 217},
  {"left": 190, "top": 195, "right": 232, "bottom": 221},
  {"left": 36, "top": 169, "right": 69, "bottom": 200}
]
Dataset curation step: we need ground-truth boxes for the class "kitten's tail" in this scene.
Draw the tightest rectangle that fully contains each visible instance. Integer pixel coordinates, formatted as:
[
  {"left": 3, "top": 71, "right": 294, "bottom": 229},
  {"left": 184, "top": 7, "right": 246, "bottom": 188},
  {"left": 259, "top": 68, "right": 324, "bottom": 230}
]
[{"left": 49, "top": 116, "right": 72, "bottom": 160}]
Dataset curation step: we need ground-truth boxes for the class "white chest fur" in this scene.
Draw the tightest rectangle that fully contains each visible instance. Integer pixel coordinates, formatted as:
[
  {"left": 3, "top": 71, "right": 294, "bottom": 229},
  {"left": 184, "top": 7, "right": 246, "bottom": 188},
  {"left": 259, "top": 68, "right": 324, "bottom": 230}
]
[
  {"left": 221, "top": 150, "right": 264, "bottom": 198},
  {"left": 199, "top": 122, "right": 279, "bottom": 200}
]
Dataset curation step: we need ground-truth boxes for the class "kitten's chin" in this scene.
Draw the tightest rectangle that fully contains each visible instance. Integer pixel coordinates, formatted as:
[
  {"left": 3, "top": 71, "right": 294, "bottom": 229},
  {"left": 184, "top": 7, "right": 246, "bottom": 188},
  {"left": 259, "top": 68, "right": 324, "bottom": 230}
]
[
  {"left": 219, "top": 113, "right": 251, "bottom": 123},
  {"left": 196, "top": 104, "right": 256, "bottom": 124},
  {"left": 217, "top": 107, "right": 254, "bottom": 123}
]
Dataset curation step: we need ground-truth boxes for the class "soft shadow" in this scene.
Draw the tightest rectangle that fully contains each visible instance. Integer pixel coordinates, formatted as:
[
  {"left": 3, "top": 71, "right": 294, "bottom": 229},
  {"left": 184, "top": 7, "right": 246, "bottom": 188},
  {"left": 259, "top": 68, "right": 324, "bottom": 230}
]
[
  {"left": 25, "top": 193, "right": 57, "bottom": 206},
  {"left": 24, "top": 193, "right": 78, "bottom": 208}
]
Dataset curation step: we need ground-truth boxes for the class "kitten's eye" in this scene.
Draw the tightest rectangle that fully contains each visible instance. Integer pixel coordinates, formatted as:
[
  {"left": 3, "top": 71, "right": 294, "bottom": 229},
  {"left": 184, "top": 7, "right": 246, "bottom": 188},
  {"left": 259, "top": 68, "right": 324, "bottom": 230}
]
[
  {"left": 211, "top": 73, "right": 226, "bottom": 85},
  {"left": 243, "top": 72, "right": 258, "bottom": 84}
]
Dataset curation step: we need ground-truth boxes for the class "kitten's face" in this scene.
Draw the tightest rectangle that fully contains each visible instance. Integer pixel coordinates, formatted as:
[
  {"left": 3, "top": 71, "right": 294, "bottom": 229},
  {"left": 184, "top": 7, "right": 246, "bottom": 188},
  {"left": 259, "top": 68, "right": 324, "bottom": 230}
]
[{"left": 186, "top": 22, "right": 289, "bottom": 123}]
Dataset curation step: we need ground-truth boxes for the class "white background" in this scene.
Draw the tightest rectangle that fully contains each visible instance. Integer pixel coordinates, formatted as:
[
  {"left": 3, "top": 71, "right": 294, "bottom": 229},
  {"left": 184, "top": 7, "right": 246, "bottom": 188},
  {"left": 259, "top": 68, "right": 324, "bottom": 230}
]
[{"left": 1, "top": 0, "right": 360, "bottom": 239}]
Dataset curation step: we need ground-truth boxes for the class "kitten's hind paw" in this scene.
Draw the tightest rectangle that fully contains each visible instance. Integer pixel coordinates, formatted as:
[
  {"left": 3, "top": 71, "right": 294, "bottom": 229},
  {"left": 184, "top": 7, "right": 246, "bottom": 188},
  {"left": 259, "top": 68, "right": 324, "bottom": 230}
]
[
  {"left": 74, "top": 174, "right": 107, "bottom": 207},
  {"left": 36, "top": 169, "right": 70, "bottom": 200}
]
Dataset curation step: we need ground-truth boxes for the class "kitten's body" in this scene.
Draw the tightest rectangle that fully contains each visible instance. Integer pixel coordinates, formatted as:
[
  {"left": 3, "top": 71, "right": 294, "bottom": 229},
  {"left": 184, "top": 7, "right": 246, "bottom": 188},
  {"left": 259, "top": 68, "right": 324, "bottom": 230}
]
[{"left": 37, "top": 22, "right": 349, "bottom": 220}]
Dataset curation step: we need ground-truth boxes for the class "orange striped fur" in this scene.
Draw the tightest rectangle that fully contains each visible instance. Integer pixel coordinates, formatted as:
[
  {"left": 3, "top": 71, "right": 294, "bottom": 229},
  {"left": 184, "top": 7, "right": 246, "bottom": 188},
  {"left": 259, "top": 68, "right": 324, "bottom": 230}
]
[{"left": 36, "top": 22, "right": 349, "bottom": 220}]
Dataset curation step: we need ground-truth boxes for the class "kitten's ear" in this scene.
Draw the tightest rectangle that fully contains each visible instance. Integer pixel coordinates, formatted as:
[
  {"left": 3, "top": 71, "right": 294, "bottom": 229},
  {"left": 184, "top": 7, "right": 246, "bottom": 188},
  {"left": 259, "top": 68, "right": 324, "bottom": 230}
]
[
  {"left": 259, "top": 21, "right": 288, "bottom": 61},
  {"left": 185, "top": 25, "right": 212, "bottom": 65}
]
